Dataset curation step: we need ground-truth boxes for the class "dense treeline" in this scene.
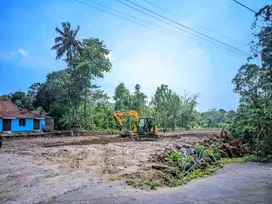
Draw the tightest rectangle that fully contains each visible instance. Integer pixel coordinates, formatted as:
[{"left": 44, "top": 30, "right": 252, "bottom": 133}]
[
  {"left": 0, "top": 81, "right": 233, "bottom": 131},
  {"left": 198, "top": 109, "right": 236, "bottom": 128}
]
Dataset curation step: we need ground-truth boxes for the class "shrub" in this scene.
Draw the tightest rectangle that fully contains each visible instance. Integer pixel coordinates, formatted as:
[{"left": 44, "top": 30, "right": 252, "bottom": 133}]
[
  {"left": 169, "top": 152, "right": 182, "bottom": 167},
  {"left": 211, "top": 142, "right": 221, "bottom": 159}
]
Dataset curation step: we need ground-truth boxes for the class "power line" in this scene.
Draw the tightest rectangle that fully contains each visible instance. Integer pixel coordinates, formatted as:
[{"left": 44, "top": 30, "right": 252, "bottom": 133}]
[
  {"left": 233, "top": 0, "right": 261, "bottom": 15},
  {"left": 116, "top": 0, "right": 247, "bottom": 56},
  {"left": 73, "top": 0, "right": 156, "bottom": 30},
  {"left": 85, "top": 0, "right": 161, "bottom": 29},
  {"left": 79, "top": 0, "right": 244, "bottom": 56},
  {"left": 75, "top": 0, "right": 196, "bottom": 41},
  {"left": 72, "top": 0, "right": 246, "bottom": 57},
  {"left": 144, "top": 0, "right": 180, "bottom": 18},
  {"left": 83, "top": 0, "right": 208, "bottom": 40},
  {"left": 77, "top": 0, "right": 210, "bottom": 42},
  {"left": 84, "top": 0, "right": 214, "bottom": 43},
  {"left": 144, "top": 0, "right": 248, "bottom": 47},
  {"left": 232, "top": 0, "right": 269, "bottom": 21},
  {"left": 120, "top": 0, "right": 249, "bottom": 56},
  {"left": 99, "top": 1, "right": 247, "bottom": 57}
]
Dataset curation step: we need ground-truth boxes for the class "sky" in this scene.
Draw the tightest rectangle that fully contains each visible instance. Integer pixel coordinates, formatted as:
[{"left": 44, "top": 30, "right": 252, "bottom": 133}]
[{"left": 0, "top": 0, "right": 269, "bottom": 111}]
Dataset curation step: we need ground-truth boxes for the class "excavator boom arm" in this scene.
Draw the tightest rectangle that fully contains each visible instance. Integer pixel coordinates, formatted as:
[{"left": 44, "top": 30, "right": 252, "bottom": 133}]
[{"left": 112, "top": 110, "right": 139, "bottom": 133}]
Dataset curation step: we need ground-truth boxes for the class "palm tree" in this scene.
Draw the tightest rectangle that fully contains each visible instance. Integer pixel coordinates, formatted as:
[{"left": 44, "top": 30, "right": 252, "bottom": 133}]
[{"left": 51, "top": 22, "right": 82, "bottom": 68}]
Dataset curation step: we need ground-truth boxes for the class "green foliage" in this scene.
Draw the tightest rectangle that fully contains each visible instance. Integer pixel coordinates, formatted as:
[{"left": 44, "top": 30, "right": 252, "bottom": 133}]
[
  {"left": 18, "top": 24, "right": 113, "bottom": 130},
  {"left": 198, "top": 109, "right": 236, "bottom": 128},
  {"left": 145, "top": 179, "right": 162, "bottom": 189},
  {"left": 228, "top": 8, "right": 272, "bottom": 157},
  {"left": 10, "top": 91, "right": 27, "bottom": 108},
  {"left": 211, "top": 142, "right": 221, "bottom": 160},
  {"left": 194, "top": 143, "right": 205, "bottom": 156},
  {"left": 151, "top": 85, "right": 199, "bottom": 130},
  {"left": 125, "top": 178, "right": 162, "bottom": 189},
  {"left": 108, "top": 175, "right": 122, "bottom": 181},
  {"left": 168, "top": 152, "right": 182, "bottom": 167},
  {"left": 131, "top": 84, "right": 148, "bottom": 116},
  {"left": 113, "top": 83, "right": 132, "bottom": 111},
  {"left": 6, "top": 84, "right": 42, "bottom": 109},
  {"left": 220, "top": 156, "right": 269, "bottom": 164},
  {"left": 51, "top": 22, "right": 82, "bottom": 67},
  {"left": 204, "top": 149, "right": 216, "bottom": 163},
  {"left": 126, "top": 163, "right": 221, "bottom": 189}
]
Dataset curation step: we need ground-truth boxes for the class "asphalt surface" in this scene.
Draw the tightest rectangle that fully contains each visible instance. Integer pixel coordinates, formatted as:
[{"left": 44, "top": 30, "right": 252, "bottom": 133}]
[{"left": 47, "top": 162, "right": 272, "bottom": 204}]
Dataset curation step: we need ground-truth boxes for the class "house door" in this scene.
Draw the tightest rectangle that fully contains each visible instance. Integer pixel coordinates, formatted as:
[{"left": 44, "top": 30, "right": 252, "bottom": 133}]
[
  {"left": 3, "top": 119, "right": 11, "bottom": 131},
  {"left": 33, "top": 119, "right": 40, "bottom": 130}
]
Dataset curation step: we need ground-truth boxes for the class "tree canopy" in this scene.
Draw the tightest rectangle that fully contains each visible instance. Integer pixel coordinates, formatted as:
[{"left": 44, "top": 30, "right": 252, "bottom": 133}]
[{"left": 229, "top": 5, "right": 272, "bottom": 156}]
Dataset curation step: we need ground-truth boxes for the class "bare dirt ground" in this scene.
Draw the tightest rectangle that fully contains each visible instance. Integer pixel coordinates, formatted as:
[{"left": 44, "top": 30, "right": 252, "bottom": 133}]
[{"left": 0, "top": 129, "right": 220, "bottom": 204}]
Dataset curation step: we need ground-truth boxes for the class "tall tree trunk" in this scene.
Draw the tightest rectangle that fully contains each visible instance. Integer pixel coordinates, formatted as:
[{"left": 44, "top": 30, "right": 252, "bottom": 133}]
[
  {"left": 173, "top": 114, "right": 176, "bottom": 130},
  {"left": 68, "top": 47, "right": 73, "bottom": 69},
  {"left": 256, "top": 127, "right": 263, "bottom": 157},
  {"left": 84, "top": 87, "right": 87, "bottom": 129}
]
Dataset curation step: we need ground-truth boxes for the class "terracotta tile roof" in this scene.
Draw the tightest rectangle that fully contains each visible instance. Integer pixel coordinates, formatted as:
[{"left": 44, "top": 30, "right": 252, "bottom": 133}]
[{"left": 0, "top": 100, "right": 44, "bottom": 118}]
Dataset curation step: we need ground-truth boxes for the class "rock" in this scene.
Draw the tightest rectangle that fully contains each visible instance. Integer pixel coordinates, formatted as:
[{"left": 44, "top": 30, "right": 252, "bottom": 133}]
[
  {"left": 183, "top": 144, "right": 192, "bottom": 148},
  {"left": 151, "top": 164, "right": 168, "bottom": 170},
  {"left": 175, "top": 144, "right": 182, "bottom": 150}
]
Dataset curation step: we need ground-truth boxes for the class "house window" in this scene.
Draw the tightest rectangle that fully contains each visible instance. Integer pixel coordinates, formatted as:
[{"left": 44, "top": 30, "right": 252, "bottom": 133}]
[{"left": 19, "top": 119, "right": 26, "bottom": 126}]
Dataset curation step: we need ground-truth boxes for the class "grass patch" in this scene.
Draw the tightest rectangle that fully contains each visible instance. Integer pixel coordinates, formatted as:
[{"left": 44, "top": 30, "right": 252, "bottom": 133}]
[
  {"left": 220, "top": 156, "right": 269, "bottom": 164},
  {"left": 126, "top": 165, "right": 219, "bottom": 190},
  {"left": 126, "top": 164, "right": 221, "bottom": 190},
  {"left": 126, "top": 178, "right": 162, "bottom": 189},
  {"left": 108, "top": 175, "right": 122, "bottom": 181}
]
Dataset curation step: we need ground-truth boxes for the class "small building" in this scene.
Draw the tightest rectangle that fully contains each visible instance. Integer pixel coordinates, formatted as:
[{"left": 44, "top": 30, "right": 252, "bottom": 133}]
[
  {"left": 0, "top": 100, "right": 45, "bottom": 133},
  {"left": 44, "top": 117, "right": 54, "bottom": 132}
]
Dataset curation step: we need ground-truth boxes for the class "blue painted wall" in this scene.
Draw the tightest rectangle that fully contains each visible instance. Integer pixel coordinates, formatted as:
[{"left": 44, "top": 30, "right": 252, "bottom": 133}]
[
  {"left": 0, "top": 119, "right": 2, "bottom": 132},
  {"left": 11, "top": 119, "right": 45, "bottom": 132},
  {"left": 0, "top": 118, "right": 45, "bottom": 132},
  {"left": 11, "top": 119, "right": 34, "bottom": 132},
  {"left": 39, "top": 119, "right": 45, "bottom": 131}
]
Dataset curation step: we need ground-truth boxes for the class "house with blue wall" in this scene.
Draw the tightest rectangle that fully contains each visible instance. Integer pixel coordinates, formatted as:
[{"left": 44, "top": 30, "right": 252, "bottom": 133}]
[{"left": 0, "top": 100, "right": 45, "bottom": 133}]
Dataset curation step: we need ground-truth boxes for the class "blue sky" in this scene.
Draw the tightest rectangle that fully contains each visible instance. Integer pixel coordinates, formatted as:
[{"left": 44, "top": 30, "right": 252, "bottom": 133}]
[{"left": 0, "top": 0, "right": 269, "bottom": 111}]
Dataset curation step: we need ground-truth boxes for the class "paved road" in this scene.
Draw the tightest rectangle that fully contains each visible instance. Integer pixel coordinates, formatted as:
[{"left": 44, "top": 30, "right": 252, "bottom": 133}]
[{"left": 47, "top": 162, "right": 272, "bottom": 204}]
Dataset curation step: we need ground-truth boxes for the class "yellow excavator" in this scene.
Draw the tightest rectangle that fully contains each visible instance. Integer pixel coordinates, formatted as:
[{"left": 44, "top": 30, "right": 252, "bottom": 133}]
[{"left": 112, "top": 110, "right": 159, "bottom": 140}]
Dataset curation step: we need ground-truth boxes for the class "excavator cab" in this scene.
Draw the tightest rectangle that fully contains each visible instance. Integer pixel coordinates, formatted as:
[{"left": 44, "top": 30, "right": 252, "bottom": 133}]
[
  {"left": 138, "top": 117, "right": 156, "bottom": 135},
  {"left": 137, "top": 117, "right": 158, "bottom": 140}
]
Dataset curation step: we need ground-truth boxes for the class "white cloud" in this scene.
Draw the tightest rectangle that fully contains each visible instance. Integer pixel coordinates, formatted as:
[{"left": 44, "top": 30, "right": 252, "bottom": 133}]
[
  {"left": 18, "top": 48, "right": 29, "bottom": 57},
  {"left": 10, "top": 48, "right": 29, "bottom": 57},
  {"left": 0, "top": 48, "right": 29, "bottom": 60}
]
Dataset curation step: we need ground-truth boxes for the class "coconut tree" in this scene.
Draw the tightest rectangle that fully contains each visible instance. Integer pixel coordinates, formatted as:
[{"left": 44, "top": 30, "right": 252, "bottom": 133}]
[{"left": 51, "top": 22, "right": 82, "bottom": 68}]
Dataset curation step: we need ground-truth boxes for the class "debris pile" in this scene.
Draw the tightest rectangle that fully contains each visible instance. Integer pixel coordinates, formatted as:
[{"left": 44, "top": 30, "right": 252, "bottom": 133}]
[
  {"left": 126, "top": 142, "right": 222, "bottom": 189},
  {"left": 150, "top": 129, "right": 248, "bottom": 165},
  {"left": 203, "top": 129, "right": 249, "bottom": 158}
]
